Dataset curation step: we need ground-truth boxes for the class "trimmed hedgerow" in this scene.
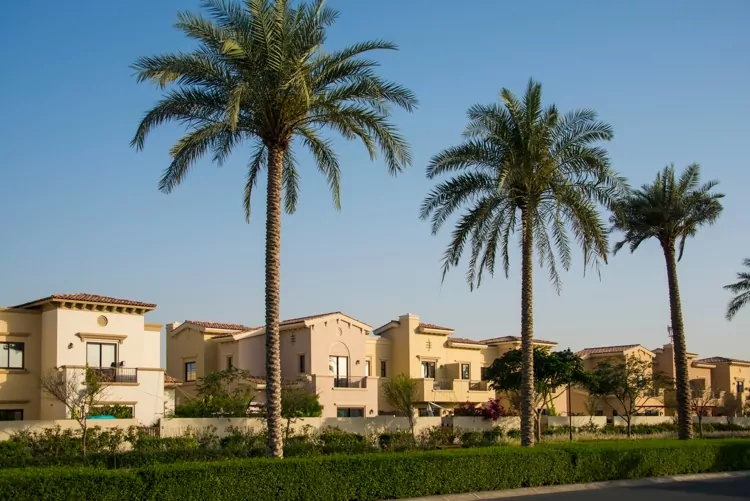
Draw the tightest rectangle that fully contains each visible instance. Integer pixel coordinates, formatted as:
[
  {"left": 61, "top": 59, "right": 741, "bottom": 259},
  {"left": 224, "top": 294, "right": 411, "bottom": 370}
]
[{"left": 0, "top": 439, "right": 749, "bottom": 501}]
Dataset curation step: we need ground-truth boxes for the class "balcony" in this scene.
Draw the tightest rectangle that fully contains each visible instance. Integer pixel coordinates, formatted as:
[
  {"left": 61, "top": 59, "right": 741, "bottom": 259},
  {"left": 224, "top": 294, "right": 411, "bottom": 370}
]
[
  {"left": 414, "top": 378, "right": 495, "bottom": 403},
  {"left": 468, "top": 380, "right": 489, "bottom": 392},
  {"left": 90, "top": 367, "right": 138, "bottom": 384},
  {"left": 333, "top": 376, "right": 367, "bottom": 389}
]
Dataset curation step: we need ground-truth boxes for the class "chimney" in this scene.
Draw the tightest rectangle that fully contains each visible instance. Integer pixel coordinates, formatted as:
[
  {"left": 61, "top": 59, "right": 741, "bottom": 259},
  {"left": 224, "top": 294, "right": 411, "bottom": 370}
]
[{"left": 165, "top": 321, "right": 181, "bottom": 336}]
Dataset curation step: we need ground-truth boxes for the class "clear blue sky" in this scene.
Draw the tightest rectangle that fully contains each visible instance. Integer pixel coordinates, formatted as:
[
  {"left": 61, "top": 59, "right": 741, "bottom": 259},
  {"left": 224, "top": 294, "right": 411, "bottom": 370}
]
[{"left": 1, "top": 0, "right": 748, "bottom": 364}]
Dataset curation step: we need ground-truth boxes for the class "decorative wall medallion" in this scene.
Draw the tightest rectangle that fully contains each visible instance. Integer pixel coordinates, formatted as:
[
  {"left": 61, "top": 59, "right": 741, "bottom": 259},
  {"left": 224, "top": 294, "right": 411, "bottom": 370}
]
[{"left": 97, "top": 315, "right": 108, "bottom": 327}]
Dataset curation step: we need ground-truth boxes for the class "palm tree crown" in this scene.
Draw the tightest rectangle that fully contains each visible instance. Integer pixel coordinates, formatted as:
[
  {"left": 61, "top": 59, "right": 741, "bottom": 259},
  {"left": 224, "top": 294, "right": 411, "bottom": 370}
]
[
  {"left": 132, "top": 0, "right": 416, "bottom": 217},
  {"left": 724, "top": 258, "right": 750, "bottom": 320},
  {"left": 611, "top": 164, "right": 723, "bottom": 259},
  {"left": 421, "top": 79, "right": 625, "bottom": 291}
]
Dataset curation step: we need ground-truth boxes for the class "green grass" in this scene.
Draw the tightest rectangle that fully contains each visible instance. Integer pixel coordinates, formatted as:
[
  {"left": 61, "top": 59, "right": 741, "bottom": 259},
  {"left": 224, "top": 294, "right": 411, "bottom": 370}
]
[{"left": 0, "top": 439, "right": 749, "bottom": 501}]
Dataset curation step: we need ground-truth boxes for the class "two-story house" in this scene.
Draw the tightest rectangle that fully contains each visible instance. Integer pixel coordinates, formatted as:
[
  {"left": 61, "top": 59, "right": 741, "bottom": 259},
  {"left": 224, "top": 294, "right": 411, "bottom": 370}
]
[
  {"left": 0, "top": 293, "right": 177, "bottom": 424},
  {"left": 166, "top": 312, "right": 378, "bottom": 418}
]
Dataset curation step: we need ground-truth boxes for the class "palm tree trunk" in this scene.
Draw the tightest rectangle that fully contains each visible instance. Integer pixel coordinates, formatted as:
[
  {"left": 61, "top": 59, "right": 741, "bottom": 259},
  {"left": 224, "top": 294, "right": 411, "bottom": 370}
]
[
  {"left": 520, "top": 206, "right": 535, "bottom": 447},
  {"left": 663, "top": 242, "right": 693, "bottom": 440},
  {"left": 265, "top": 144, "right": 284, "bottom": 458}
]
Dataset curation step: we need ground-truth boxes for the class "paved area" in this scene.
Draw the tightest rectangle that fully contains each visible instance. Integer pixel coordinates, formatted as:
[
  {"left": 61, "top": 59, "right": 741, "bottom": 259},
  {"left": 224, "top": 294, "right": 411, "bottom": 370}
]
[{"left": 497, "top": 476, "right": 750, "bottom": 500}]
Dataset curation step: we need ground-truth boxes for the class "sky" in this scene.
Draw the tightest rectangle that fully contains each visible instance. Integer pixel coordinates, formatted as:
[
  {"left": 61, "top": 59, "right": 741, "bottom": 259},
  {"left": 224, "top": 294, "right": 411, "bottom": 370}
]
[{"left": 1, "top": 0, "right": 748, "bottom": 366}]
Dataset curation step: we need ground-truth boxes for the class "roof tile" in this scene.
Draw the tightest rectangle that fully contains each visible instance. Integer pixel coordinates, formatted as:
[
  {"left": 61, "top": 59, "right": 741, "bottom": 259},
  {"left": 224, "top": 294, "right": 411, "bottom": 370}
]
[
  {"left": 481, "top": 335, "right": 557, "bottom": 346},
  {"left": 694, "top": 356, "right": 750, "bottom": 365},
  {"left": 186, "top": 320, "right": 253, "bottom": 331},
  {"left": 419, "top": 322, "right": 454, "bottom": 331},
  {"left": 12, "top": 293, "right": 156, "bottom": 309},
  {"left": 576, "top": 344, "right": 640, "bottom": 356},
  {"left": 449, "top": 337, "right": 484, "bottom": 345}
]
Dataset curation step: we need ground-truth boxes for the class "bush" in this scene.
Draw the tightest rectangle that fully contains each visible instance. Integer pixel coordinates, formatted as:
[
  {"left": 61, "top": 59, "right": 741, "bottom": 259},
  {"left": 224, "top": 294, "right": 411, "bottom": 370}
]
[
  {"left": 417, "top": 426, "right": 460, "bottom": 448},
  {"left": 1, "top": 440, "right": 749, "bottom": 501}
]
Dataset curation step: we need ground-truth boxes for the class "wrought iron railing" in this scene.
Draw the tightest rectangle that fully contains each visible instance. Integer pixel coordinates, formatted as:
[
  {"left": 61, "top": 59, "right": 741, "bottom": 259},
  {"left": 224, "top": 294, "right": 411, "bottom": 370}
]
[
  {"left": 91, "top": 367, "right": 138, "bottom": 384},
  {"left": 333, "top": 376, "right": 367, "bottom": 389}
]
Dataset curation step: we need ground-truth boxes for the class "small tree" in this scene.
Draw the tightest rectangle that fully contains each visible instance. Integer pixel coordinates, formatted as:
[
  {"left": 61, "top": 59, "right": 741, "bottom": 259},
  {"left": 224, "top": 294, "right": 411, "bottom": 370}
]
[
  {"left": 280, "top": 384, "right": 323, "bottom": 441},
  {"left": 40, "top": 368, "right": 108, "bottom": 455},
  {"left": 175, "top": 367, "right": 257, "bottom": 418},
  {"left": 721, "top": 392, "right": 743, "bottom": 423},
  {"left": 584, "top": 355, "right": 666, "bottom": 437},
  {"left": 382, "top": 373, "right": 418, "bottom": 436},
  {"left": 690, "top": 386, "right": 721, "bottom": 438},
  {"left": 486, "top": 348, "right": 586, "bottom": 442}
]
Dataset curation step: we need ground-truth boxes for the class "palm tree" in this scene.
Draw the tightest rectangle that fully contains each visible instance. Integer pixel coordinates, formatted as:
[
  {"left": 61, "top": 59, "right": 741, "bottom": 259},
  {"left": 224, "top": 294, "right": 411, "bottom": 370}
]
[
  {"left": 420, "top": 79, "right": 624, "bottom": 446},
  {"left": 611, "top": 164, "right": 723, "bottom": 440},
  {"left": 725, "top": 259, "right": 750, "bottom": 320},
  {"left": 131, "top": 0, "right": 416, "bottom": 458}
]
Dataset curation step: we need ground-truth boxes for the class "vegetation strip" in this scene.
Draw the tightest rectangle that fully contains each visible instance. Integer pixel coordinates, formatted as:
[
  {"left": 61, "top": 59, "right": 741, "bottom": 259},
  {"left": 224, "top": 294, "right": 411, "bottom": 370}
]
[{"left": 1, "top": 439, "right": 749, "bottom": 501}]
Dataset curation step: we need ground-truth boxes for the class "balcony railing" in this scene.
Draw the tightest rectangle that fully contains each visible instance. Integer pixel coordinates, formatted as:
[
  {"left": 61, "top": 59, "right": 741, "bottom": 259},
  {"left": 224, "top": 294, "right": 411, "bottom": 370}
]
[
  {"left": 333, "top": 376, "right": 367, "bottom": 389},
  {"left": 432, "top": 379, "right": 453, "bottom": 391},
  {"left": 468, "top": 380, "right": 489, "bottom": 391},
  {"left": 91, "top": 367, "right": 138, "bottom": 384}
]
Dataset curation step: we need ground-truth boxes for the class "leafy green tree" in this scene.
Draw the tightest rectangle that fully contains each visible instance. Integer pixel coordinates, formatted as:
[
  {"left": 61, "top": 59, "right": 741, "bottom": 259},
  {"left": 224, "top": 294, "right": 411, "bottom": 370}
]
[
  {"left": 131, "top": 0, "right": 416, "bottom": 457},
  {"left": 583, "top": 355, "right": 668, "bottom": 437},
  {"left": 280, "top": 384, "right": 323, "bottom": 441},
  {"left": 174, "top": 367, "right": 256, "bottom": 418},
  {"left": 485, "top": 347, "right": 587, "bottom": 442},
  {"left": 724, "top": 258, "right": 750, "bottom": 320},
  {"left": 611, "top": 164, "right": 723, "bottom": 440},
  {"left": 421, "top": 79, "right": 624, "bottom": 446},
  {"left": 382, "top": 373, "right": 418, "bottom": 436}
]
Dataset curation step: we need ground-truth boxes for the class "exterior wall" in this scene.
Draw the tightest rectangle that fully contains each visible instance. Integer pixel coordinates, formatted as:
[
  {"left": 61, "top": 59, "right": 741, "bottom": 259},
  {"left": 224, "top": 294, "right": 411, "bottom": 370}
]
[
  {"left": 216, "top": 340, "right": 239, "bottom": 372},
  {"left": 0, "top": 309, "right": 43, "bottom": 420},
  {"left": 164, "top": 387, "right": 177, "bottom": 416},
  {"left": 166, "top": 325, "right": 205, "bottom": 403},
  {"left": 0, "top": 419, "right": 139, "bottom": 441}
]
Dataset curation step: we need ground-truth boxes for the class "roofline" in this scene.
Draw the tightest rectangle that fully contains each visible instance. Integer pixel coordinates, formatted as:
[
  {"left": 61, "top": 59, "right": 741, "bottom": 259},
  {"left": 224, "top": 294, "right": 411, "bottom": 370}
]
[
  {"left": 10, "top": 295, "right": 156, "bottom": 312},
  {"left": 373, "top": 321, "right": 399, "bottom": 335},
  {"left": 234, "top": 312, "right": 371, "bottom": 341}
]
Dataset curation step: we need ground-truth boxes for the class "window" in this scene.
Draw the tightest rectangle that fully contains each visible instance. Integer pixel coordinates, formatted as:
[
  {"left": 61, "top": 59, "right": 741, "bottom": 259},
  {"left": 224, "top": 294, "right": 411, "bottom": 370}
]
[
  {"left": 0, "top": 409, "right": 23, "bottom": 421},
  {"left": 0, "top": 342, "right": 24, "bottom": 369},
  {"left": 365, "top": 360, "right": 371, "bottom": 377},
  {"left": 421, "top": 361, "right": 436, "bottom": 379},
  {"left": 380, "top": 360, "right": 387, "bottom": 378},
  {"left": 461, "top": 363, "right": 470, "bottom": 380},
  {"left": 329, "top": 355, "right": 348, "bottom": 386},
  {"left": 226, "top": 356, "right": 233, "bottom": 370},
  {"left": 185, "top": 361, "right": 197, "bottom": 382},
  {"left": 86, "top": 343, "right": 117, "bottom": 368},
  {"left": 480, "top": 367, "right": 489, "bottom": 381},
  {"left": 337, "top": 407, "right": 364, "bottom": 418},
  {"left": 299, "top": 354, "right": 306, "bottom": 373},
  {"left": 738, "top": 381, "right": 745, "bottom": 395}
]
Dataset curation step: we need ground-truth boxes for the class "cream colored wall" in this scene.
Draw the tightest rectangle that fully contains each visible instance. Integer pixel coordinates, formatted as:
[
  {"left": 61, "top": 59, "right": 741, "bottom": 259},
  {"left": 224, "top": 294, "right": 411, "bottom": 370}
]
[
  {"left": 280, "top": 328, "right": 312, "bottom": 379},
  {"left": 167, "top": 325, "right": 205, "bottom": 403},
  {"left": 237, "top": 335, "right": 265, "bottom": 377},
  {"left": 216, "top": 341, "right": 239, "bottom": 372},
  {"left": 309, "top": 318, "right": 370, "bottom": 378},
  {"left": 690, "top": 366, "right": 713, "bottom": 387},
  {"left": 729, "top": 365, "right": 750, "bottom": 394},
  {"left": 711, "top": 365, "right": 732, "bottom": 393},
  {"left": 0, "top": 309, "right": 42, "bottom": 419}
]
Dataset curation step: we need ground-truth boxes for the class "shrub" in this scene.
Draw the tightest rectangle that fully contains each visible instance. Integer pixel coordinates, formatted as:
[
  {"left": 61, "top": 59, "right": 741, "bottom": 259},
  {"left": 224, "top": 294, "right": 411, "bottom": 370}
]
[
  {"left": 378, "top": 430, "right": 415, "bottom": 452},
  {"left": 2, "top": 440, "right": 750, "bottom": 501},
  {"left": 318, "top": 427, "right": 372, "bottom": 455},
  {"left": 417, "top": 426, "right": 460, "bottom": 449}
]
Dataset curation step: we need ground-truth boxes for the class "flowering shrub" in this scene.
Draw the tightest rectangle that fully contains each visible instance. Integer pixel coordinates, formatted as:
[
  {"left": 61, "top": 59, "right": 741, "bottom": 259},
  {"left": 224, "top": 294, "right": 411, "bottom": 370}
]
[{"left": 453, "top": 399, "right": 508, "bottom": 420}]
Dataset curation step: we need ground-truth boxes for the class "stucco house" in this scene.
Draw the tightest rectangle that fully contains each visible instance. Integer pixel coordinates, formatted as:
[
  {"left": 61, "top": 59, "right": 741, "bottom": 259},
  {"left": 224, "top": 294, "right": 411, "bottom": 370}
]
[{"left": 0, "top": 293, "right": 179, "bottom": 424}]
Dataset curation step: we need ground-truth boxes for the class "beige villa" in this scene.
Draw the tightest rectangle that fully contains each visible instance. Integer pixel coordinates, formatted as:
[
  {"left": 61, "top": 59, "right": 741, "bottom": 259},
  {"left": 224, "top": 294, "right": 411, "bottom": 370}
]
[
  {"left": 166, "top": 312, "right": 562, "bottom": 418},
  {"left": 0, "top": 293, "right": 180, "bottom": 424}
]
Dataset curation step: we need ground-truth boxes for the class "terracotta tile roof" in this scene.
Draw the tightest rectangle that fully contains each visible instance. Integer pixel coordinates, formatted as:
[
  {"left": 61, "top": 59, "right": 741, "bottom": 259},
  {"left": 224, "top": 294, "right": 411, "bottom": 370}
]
[
  {"left": 449, "top": 337, "right": 484, "bottom": 345},
  {"left": 279, "top": 311, "right": 371, "bottom": 328},
  {"left": 576, "top": 344, "right": 640, "bottom": 356},
  {"left": 186, "top": 320, "right": 253, "bottom": 331},
  {"left": 419, "top": 322, "right": 454, "bottom": 331},
  {"left": 481, "top": 336, "right": 557, "bottom": 346},
  {"left": 12, "top": 293, "right": 156, "bottom": 309},
  {"left": 694, "top": 356, "right": 750, "bottom": 365},
  {"left": 164, "top": 374, "right": 182, "bottom": 384}
]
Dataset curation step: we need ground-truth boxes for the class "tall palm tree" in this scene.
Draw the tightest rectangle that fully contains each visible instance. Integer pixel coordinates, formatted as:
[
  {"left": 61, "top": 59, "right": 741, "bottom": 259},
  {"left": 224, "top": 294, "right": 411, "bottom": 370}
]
[
  {"left": 724, "top": 259, "right": 750, "bottom": 320},
  {"left": 611, "top": 164, "right": 723, "bottom": 440},
  {"left": 420, "top": 79, "right": 624, "bottom": 446},
  {"left": 132, "top": 0, "right": 416, "bottom": 458}
]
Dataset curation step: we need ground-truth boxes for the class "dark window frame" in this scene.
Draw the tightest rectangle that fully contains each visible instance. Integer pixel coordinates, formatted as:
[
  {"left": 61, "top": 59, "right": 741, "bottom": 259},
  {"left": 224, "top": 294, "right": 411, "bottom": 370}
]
[
  {"left": 185, "top": 361, "right": 197, "bottom": 382},
  {"left": 421, "top": 361, "right": 436, "bottom": 379},
  {"left": 0, "top": 409, "right": 23, "bottom": 421},
  {"left": 226, "top": 356, "right": 233, "bottom": 370},
  {"left": 480, "top": 367, "right": 489, "bottom": 381},
  {"left": 0, "top": 342, "right": 25, "bottom": 370},
  {"left": 365, "top": 360, "right": 371, "bottom": 377},
  {"left": 336, "top": 407, "right": 364, "bottom": 418},
  {"left": 380, "top": 360, "right": 387, "bottom": 378},
  {"left": 86, "top": 342, "right": 118, "bottom": 368},
  {"left": 461, "top": 363, "right": 470, "bottom": 380},
  {"left": 299, "top": 354, "right": 306, "bottom": 373}
]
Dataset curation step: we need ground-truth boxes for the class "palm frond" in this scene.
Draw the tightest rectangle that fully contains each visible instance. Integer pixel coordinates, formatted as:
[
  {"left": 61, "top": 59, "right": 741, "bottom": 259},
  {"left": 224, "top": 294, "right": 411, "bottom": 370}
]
[{"left": 724, "top": 258, "right": 750, "bottom": 320}]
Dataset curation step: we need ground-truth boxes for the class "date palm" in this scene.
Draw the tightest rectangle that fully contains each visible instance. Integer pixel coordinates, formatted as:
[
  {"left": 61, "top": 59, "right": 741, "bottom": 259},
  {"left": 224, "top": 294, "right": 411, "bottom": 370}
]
[
  {"left": 131, "top": 0, "right": 416, "bottom": 458},
  {"left": 611, "top": 164, "right": 723, "bottom": 440},
  {"left": 724, "top": 258, "right": 750, "bottom": 320},
  {"left": 420, "top": 79, "right": 624, "bottom": 446}
]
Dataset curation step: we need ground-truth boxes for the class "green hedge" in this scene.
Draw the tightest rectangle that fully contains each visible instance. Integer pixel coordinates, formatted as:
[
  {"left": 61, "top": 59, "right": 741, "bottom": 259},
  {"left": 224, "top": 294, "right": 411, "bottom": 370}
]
[{"left": 1, "top": 439, "right": 749, "bottom": 501}]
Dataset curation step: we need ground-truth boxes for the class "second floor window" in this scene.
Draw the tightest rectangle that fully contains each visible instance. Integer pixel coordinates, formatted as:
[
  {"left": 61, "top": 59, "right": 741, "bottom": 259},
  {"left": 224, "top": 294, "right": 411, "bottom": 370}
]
[
  {"left": 226, "top": 356, "right": 233, "bottom": 370},
  {"left": 185, "top": 361, "right": 197, "bottom": 382},
  {"left": 380, "top": 360, "right": 387, "bottom": 378},
  {"left": 0, "top": 342, "right": 24, "bottom": 369},
  {"left": 461, "top": 363, "right": 470, "bottom": 380},
  {"left": 86, "top": 343, "right": 116, "bottom": 368},
  {"left": 421, "top": 361, "right": 436, "bottom": 379},
  {"left": 299, "top": 354, "right": 306, "bottom": 373},
  {"left": 365, "top": 360, "right": 371, "bottom": 377},
  {"left": 480, "top": 367, "right": 489, "bottom": 381}
]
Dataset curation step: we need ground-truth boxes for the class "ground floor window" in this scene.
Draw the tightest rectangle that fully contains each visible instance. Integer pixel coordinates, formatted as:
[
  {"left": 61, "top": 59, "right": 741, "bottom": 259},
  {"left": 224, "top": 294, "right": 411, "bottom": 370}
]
[
  {"left": 89, "top": 404, "right": 134, "bottom": 419},
  {"left": 336, "top": 407, "right": 364, "bottom": 418},
  {"left": 0, "top": 409, "right": 23, "bottom": 421}
]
